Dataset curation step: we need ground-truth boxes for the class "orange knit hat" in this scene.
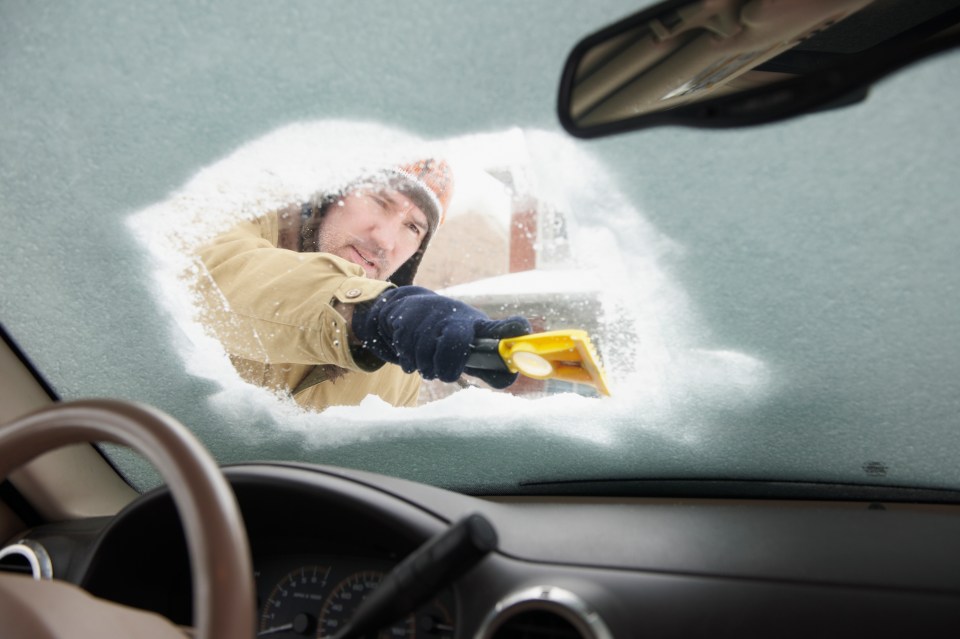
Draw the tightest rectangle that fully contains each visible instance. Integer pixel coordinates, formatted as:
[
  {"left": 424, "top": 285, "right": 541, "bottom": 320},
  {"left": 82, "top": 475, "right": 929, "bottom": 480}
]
[{"left": 390, "top": 158, "right": 454, "bottom": 234}]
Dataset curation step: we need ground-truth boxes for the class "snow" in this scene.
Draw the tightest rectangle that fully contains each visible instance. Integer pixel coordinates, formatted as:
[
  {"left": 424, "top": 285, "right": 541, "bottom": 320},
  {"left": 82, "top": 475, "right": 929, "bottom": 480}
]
[{"left": 126, "top": 120, "right": 769, "bottom": 451}]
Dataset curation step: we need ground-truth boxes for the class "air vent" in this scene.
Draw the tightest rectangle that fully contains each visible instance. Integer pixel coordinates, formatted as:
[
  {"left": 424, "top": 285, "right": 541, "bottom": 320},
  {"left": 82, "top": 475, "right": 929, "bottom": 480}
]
[
  {"left": 0, "top": 540, "right": 53, "bottom": 580},
  {"left": 476, "top": 586, "right": 612, "bottom": 639},
  {"left": 0, "top": 552, "right": 34, "bottom": 576},
  {"left": 488, "top": 609, "right": 584, "bottom": 639}
]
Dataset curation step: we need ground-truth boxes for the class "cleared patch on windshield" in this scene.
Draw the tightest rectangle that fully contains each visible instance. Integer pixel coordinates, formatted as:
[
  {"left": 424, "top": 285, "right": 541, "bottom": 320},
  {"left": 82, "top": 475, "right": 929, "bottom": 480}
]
[{"left": 126, "top": 121, "right": 768, "bottom": 453}]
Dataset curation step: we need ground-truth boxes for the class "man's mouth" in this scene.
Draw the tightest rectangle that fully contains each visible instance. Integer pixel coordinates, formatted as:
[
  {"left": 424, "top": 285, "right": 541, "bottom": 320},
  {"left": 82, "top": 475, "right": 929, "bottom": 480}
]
[{"left": 350, "top": 246, "right": 379, "bottom": 274}]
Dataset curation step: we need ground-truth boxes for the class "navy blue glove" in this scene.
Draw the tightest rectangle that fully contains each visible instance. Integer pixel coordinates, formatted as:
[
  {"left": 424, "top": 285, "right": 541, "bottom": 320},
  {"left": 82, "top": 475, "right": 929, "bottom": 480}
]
[{"left": 351, "top": 286, "right": 532, "bottom": 389}]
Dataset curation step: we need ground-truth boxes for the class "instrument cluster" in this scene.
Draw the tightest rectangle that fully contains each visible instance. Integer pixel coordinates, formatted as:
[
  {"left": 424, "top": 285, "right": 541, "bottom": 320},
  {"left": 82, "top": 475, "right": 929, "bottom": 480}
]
[{"left": 255, "top": 552, "right": 456, "bottom": 639}]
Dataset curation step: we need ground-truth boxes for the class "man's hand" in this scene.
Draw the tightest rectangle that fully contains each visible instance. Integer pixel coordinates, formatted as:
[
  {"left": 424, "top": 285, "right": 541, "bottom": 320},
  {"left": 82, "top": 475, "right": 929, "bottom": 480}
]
[{"left": 352, "top": 286, "right": 532, "bottom": 388}]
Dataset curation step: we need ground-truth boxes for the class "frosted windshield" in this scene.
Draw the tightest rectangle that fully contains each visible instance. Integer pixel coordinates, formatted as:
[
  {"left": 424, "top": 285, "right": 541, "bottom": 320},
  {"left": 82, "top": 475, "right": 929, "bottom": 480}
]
[{"left": 2, "top": 1, "right": 958, "bottom": 494}]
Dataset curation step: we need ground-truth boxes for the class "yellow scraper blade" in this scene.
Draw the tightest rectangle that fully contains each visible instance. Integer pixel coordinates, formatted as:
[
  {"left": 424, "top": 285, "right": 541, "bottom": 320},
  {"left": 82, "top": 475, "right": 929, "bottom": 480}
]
[{"left": 498, "top": 329, "right": 611, "bottom": 396}]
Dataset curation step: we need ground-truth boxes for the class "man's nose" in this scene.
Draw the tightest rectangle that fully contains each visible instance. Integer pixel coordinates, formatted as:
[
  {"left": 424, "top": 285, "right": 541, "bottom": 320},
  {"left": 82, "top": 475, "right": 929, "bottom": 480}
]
[{"left": 368, "top": 216, "right": 397, "bottom": 253}]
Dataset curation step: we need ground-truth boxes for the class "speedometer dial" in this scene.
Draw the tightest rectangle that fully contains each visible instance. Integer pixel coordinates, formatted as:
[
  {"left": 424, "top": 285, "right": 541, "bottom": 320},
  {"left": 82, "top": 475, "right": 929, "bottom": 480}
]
[
  {"left": 259, "top": 565, "right": 332, "bottom": 637},
  {"left": 316, "top": 571, "right": 414, "bottom": 638},
  {"left": 316, "top": 570, "right": 454, "bottom": 639}
]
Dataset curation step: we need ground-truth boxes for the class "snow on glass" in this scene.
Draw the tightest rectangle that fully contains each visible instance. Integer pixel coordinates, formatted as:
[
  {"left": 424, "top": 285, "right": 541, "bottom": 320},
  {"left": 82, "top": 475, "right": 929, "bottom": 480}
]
[{"left": 127, "top": 120, "right": 769, "bottom": 448}]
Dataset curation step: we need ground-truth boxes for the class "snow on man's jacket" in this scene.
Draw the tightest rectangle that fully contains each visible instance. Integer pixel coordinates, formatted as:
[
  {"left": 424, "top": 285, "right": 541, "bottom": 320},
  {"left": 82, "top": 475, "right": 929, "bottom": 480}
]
[{"left": 192, "top": 208, "right": 421, "bottom": 411}]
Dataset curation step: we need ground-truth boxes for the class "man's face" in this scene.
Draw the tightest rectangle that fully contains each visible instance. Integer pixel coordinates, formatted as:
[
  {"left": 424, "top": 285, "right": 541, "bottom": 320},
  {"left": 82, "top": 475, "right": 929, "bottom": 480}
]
[{"left": 316, "top": 189, "right": 430, "bottom": 280}]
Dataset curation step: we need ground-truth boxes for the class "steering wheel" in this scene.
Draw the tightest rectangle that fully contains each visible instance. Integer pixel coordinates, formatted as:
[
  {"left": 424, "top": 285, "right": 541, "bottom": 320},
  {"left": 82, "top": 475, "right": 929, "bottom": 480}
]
[{"left": 0, "top": 399, "right": 255, "bottom": 639}]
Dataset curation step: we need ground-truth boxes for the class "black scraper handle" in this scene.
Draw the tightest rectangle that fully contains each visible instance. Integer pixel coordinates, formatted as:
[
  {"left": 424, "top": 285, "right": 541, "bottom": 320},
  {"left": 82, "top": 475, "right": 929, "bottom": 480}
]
[{"left": 466, "top": 338, "right": 510, "bottom": 371}]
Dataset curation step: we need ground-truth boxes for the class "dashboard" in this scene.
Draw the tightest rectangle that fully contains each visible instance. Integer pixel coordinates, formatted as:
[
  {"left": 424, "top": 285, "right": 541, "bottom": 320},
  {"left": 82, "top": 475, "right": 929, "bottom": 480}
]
[{"left": 6, "top": 462, "right": 960, "bottom": 637}]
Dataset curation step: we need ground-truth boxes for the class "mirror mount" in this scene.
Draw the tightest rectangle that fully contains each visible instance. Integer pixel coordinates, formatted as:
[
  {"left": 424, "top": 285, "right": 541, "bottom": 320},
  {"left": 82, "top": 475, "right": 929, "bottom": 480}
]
[{"left": 558, "top": 0, "right": 960, "bottom": 137}]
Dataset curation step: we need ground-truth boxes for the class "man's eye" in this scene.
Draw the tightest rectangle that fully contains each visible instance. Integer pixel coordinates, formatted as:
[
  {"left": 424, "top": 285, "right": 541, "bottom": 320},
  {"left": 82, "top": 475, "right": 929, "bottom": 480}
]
[{"left": 408, "top": 223, "right": 422, "bottom": 235}]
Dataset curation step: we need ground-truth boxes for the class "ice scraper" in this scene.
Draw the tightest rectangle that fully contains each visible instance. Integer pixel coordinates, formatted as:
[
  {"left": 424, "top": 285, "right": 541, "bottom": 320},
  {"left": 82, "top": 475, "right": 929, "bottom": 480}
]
[{"left": 466, "top": 329, "right": 611, "bottom": 396}]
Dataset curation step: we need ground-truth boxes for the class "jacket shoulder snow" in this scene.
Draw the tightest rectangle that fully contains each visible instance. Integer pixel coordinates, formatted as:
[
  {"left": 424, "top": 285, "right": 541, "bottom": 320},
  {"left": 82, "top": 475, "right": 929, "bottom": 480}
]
[{"left": 192, "top": 211, "right": 421, "bottom": 410}]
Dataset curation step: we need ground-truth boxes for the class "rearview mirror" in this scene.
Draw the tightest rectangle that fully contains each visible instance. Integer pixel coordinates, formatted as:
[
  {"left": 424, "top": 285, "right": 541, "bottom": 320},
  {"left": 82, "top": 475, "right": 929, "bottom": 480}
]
[{"left": 558, "top": 0, "right": 960, "bottom": 137}]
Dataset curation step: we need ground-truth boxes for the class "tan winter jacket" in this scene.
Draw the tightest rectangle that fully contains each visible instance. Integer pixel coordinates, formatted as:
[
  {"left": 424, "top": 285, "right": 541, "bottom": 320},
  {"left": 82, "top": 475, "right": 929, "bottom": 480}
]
[{"left": 192, "top": 211, "right": 421, "bottom": 410}]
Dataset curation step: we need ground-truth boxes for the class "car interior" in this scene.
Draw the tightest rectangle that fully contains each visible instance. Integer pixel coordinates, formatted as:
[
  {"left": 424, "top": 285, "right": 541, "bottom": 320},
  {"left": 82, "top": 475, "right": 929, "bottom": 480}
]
[{"left": 3, "top": 1, "right": 960, "bottom": 637}]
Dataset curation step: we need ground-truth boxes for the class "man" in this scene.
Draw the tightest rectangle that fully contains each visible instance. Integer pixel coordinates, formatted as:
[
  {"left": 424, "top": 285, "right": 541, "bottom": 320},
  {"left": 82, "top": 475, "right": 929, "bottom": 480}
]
[{"left": 193, "top": 158, "right": 530, "bottom": 410}]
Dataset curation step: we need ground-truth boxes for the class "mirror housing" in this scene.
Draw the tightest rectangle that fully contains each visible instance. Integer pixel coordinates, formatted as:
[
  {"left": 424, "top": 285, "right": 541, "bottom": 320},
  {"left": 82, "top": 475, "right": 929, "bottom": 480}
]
[{"left": 558, "top": 0, "right": 960, "bottom": 137}]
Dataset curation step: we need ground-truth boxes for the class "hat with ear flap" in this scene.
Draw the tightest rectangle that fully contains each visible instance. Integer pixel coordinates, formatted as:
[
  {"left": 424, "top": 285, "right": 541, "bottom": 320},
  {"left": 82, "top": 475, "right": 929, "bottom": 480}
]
[{"left": 383, "top": 158, "right": 454, "bottom": 286}]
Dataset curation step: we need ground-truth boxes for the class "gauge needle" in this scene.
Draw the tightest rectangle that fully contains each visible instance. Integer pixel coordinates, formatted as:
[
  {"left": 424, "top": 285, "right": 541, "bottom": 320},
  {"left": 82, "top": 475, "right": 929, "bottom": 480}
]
[
  {"left": 258, "top": 623, "right": 293, "bottom": 636},
  {"left": 259, "top": 613, "right": 316, "bottom": 637}
]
